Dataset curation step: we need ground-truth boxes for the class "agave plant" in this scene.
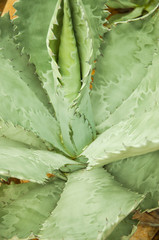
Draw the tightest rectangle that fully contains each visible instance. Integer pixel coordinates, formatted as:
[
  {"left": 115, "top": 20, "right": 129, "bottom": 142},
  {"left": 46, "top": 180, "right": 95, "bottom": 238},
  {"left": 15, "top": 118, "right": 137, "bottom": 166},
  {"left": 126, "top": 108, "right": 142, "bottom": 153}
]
[{"left": 0, "top": 0, "right": 159, "bottom": 239}]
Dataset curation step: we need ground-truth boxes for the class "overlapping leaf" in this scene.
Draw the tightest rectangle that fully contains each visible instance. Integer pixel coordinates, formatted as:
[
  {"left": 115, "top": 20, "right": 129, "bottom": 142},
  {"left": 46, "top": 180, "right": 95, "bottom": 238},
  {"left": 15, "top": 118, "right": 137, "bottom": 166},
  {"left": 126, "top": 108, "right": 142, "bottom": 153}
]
[
  {"left": 84, "top": 9, "right": 159, "bottom": 167},
  {"left": 45, "top": 0, "right": 96, "bottom": 156},
  {"left": 106, "top": 151, "right": 159, "bottom": 238},
  {"left": 0, "top": 137, "right": 79, "bottom": 183},
  {"left": 0, "top": 178, "right": 65, "bottom": 239},
  {"left": 39, "top": 168, "right": 143, "bottom": 240},
  {"left": 0, "top": 0, "right": 159, "bottom": 239}
]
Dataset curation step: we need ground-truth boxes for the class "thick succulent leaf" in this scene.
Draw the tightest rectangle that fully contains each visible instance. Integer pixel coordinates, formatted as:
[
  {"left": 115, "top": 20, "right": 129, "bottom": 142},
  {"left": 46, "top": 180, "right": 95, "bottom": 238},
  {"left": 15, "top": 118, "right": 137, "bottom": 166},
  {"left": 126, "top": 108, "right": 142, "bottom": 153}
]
[
  {"left": 48, "top": 0, "right": 93, "bottom": 88},
  {"left": 39, "top": 168, "right": 143, "bottom": 240},
  {"left": 0, "top": 137, "right": 77, "bottom": 183},
  {"left": 0, "top": 48, "right": 68, "bottom": 154},
  {"left": 0, "top": 14, "right": 57, "bottom": 149},
  {"left": 106, "top": 0, "right": 150, "bottom": 8},
  {"left": 58, "top": 0, "right": 81, "bottom": 101},
  {"left": 106, "top": 151, "right": 159, "bottom": 237},
  {"left": 0, "top": 178, "right": 65, "bottom": 239},
  {"left": 13, "top": 0, "right": 58, "bottom": 110},
  {"left": 84, "top": 11, "right": 159, "bottom": 167},
  {"left": 0, "top": 14, "right": 54, "bottom": 116},
  {"left": 108, "top": 7, "right": 144, "bottom": 24},
  {"left": 106, "top": 151, "right": 159, "bottom": 199},
  {"left": 0, "top": 118, "right": 48, "bottom": 150},
  {"left": 70, "top": 0, "right": 93, "bottom": 79},
  {"left": 82, "top": 108, "right": 159, "bottom": 167},
  {"left": 0, "top": 14, "right": 59, "bottom": 147},
  {"left": 107, "top": 214, "right": 137, "bottom": 240},
  {"left": 92, "top": 9, "right": 159, "bottom": 132},
  {"left": 81, "top": 0, "right": 109, "bottom": 61},
  {"left": 51, "top": 97, "right": 95, "bottom": 156},
  {"left": 13, "top": 0, "right": 96, "bottom": 157},
  {"left": 46, "top": 0, "right": 96, "bottom": 156},
  {"left": 107, "top": 1, "right": 159, "bottom": 25},
  {"left": 13, "top": 0, "right": 57, "bottom": 75}
]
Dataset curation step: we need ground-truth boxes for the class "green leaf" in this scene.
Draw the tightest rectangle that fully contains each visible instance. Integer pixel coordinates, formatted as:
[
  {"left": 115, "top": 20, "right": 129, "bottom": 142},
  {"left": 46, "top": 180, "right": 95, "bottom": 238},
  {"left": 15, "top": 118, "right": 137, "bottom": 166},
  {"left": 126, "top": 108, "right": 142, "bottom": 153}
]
[
  {"left": 13, "top": 0, "right": 58, "bottom": 110},
  {"left": 13, "top": 0, "right": 57, "bottom": 73},
  {"left": 0, "top": 46, "right": 67, "bottom": 154},
  {"left": 1, "top": 1, "right": 159, "bottom": 239},
  {"left": 46, "top": 0, "right": 96, "bottom": 156},
  {"left": 0, "top": 118, "right": 49, "bottom": 150},
  {"left": 70, "top": 0, "right": 93, "bottom": 79},
  {"left": 82, "top": 108, "right": 159, "bottom": 167},
  {"left": 106, "top": 0, "right": 149, "bottom": 9},
  {"left": 58, "top": 0, "right": 81, "bottom": 101},
  {"left": 91, "top": 9, "right": 159, "bottom": 132},
  {"left": 105, "top": 151, "right": 159, "bottom": 236},
  {"left": 0, "top": 14, "right": 54, "bottom": 116},
  {"left": 107, "top": 214, "right": 137, "bottom": 240},
  {"left": 81, "top": 0, "right": 109, "bottom": 61},
  {"left": 0, "top": 137, "right": 77, "bottom": 183},
  {"left": 108, "top": 7, "right": 144, "bottom": 24},
  {"left": 83, "top": 10, "right": 159, "bottom": 167},
  {"left": 106, "top": 151, "right": 159, "bottom": 201},
  {"left": 107, "top": 1, "right": 159, "bottom": 26},
  {"left": 39, "top": 168, "right": 144, "bottom": 240},
  {"left": 0, "top": 178, "right": 65, "bottom": 239}
]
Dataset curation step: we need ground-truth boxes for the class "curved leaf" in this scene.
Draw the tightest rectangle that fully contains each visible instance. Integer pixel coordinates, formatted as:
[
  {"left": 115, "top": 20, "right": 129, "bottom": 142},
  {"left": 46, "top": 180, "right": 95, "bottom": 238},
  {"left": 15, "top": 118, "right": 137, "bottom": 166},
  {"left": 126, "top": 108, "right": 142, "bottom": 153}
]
[
  {"left": 13, "top": 0, "right": 58, "bottom": 110},
  {"left": 39, "top": 168, "right": 143, "bottom": 240},
  {"left": 82, "top": 108, "right": 159, "bottom": 167},
  {"left": 82, "top": 0, "right": 109, "bottom": 61},
  {"left": 106, "top": 0, "right": 150, "bottom": 9},
  {"left": 107, "top": 214, "right": 137, "bottom": 240},
  {"left": 46, "top": 0, "right": 96, "bottom": 156},
  {"left": 106, "top": 151, "right": 159, "bottom": 200},
  {"left": 0, "top": 14, "right": 54, "bottom": 116},
  {"left": 58, "top": 0, "right": 81, "bottom": 101},
  {"left": 0, "top": 47, "right": 67, "bottom": 154},
  {"left": 0, "top": 118, "right": 48, "bottom": 150},
  {"left": 0, "top": 178, "right": 65, "bottom": 239},
  {"left": 91, "top": 9, "right": 159, "bottom": 132},
  {"left": 0, "top": 137, "right": 77, "bottom": 183},
  {"left": 105, "top": 151, "right": 159, "bottom": 236}
]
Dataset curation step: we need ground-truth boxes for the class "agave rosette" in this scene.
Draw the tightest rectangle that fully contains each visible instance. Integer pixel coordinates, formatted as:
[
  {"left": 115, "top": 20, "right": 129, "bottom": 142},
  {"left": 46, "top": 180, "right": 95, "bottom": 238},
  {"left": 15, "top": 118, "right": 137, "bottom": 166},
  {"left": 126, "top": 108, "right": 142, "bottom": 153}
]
[{"left": 0, "top": 0, "right": 159, "bottom": 239}]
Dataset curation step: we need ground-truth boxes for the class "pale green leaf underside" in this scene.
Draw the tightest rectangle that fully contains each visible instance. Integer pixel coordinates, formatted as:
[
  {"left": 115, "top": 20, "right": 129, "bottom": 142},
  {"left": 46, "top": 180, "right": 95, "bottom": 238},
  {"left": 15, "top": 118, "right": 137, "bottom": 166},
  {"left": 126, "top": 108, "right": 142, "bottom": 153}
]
[
  {"left": 0, "top": 179, "right": 65, "bottom": 239},
  {"left": 39, "top": 168, "right": 143, "bottom": 240},
  {"left": 0, "top": 137, "right": 76, "bottom": 183}
]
